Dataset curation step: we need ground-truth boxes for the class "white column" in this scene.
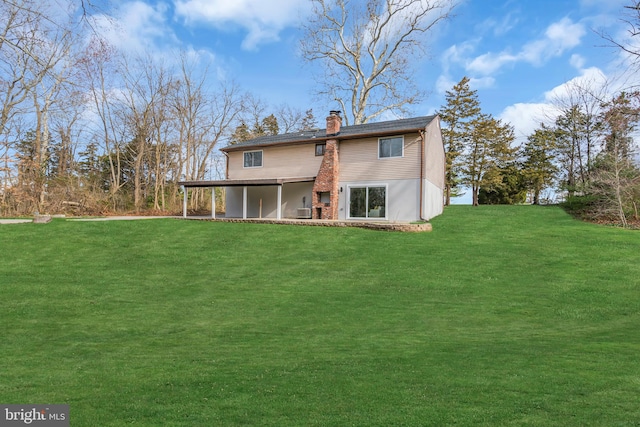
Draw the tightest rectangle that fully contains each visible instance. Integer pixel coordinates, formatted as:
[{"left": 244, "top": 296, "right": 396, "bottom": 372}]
[
  {"left": 242, "top": 186, "right": 248, "bottom": 219},
  {"left": 276, "top": 185, "right": 282, "bottom": 220},
  {"left": 211, "top": 187, "right": 216, "bottom": 219},
  {"left": 181, "top": 186, "right": 187, "bottom": 218}
]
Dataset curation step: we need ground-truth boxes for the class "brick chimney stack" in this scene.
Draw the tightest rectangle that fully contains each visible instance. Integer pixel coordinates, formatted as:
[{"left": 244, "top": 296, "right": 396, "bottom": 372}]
[{"left": 326, "top": 110, "right": 342, "bottom": 136}]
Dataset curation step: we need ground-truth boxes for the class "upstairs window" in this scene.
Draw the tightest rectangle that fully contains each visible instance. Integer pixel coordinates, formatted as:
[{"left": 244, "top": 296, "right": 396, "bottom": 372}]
[
  {"left": 243, "top": 150, "right": 263, "bottom": 168},
  {"left": 379, "top": 136, "right": 404, "bottom": 158},
  {"left": 315, "top": 143, "right": 326, "bottom": 156}
]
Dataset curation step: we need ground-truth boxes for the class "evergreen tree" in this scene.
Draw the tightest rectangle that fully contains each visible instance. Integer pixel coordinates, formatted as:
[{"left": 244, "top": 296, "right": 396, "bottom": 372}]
[
  {"left": 438, "top": 77, "right": 481, "bottom": 205},
  {"left": 554, "top": 105, "right": 594, "bottom": 195},
  {"left": 260, "top": 114, "right": 279, "bottom": 136},
  {"left": 229, "top": 114, "right": 280, "bottom": 145},
  {"left": 462, "top": 114, "right": 516, "bottom": 206},
  {"left": 229, "top": 123, "right": 251, "bottom": 145},
  {"left": 299, "top": 109, "right": 318, "bottom": 131},
  {"left": 521, "top": 125, "right": 558, "bottom": 204}
]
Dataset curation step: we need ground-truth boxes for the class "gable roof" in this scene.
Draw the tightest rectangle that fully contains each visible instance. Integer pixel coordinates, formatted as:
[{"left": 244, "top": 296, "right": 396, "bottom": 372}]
[{"left": 221, "top": 115, "right": 438, "bottom": 152}]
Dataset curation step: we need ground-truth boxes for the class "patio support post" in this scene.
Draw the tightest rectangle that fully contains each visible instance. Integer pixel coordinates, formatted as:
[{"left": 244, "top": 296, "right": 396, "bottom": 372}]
[
  {"left": 277, "top": 185, "right": 282, "bottom": 220},
  {"left": 181, "top": 185, "right": 187, "bottom": 218},
  {"left": 242, "top": 186, "right": 248, "bottom": 219},
  {"left": 211, "top": 187, "right": 216, "bottom": 219}
]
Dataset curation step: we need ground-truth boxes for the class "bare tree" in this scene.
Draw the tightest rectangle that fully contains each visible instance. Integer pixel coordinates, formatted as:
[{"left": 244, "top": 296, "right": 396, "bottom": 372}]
[
  {"left": 171, "top": 55, "right": 243, "bottom": 210},
  {"left": 275, "top": 104, "right": 305, "bottom": 133},
  {"left": 78, "top": 38, "right": 127, "bottom": 211},
  {"left": 0, "top": 0, "right": 80, "bottom": 213},
  {"left": 588, "top": 91, "right": 640, "bottom": 227},
  {"left": 301, "top": 0, "right": 457, "bottom": 125},
  {"left": 599, "top": 1, "right": 640, "bottom": 66}
]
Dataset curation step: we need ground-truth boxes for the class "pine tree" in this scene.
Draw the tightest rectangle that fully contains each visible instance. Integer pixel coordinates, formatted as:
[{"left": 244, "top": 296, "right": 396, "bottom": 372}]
[
  {"left": 462, "top": 114, "right": 516, "bottom": 206},
  {"left": 261, "top": 114, "right": 279, "bottom": 136},
  {"left": 299, "top": 109, "right": 317, "bottom": 131},
  {"left": 438, "top": 77, "right": 481, "bottom": 205},
  {"left": 521, "top": 125, "right": 558, "bottom": 204},
  {"left": 229, "top": 123, "right": 251, "bottom": 145}
]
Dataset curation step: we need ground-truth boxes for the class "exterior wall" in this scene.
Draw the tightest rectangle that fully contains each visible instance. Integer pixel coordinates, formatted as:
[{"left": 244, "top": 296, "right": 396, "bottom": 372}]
[
  {"left": 337, "top": 179, "right": 421, "bottom": 222},
  {"left": 224, "top": 182, "right": 314, "bottom": 219},
  {"left": 422, "top": 179, "right": 443, "bottom": 220},
  {"left": 282, "top": 182, "right": 313, "bottom": 218},
  {"left": 339, "top": 133, "right": 421, "bottom": 181},
  {"left": 225, "top": 187, "right": 243, "bottom": 218},
  {"left": 224, "top": 186, "right": 279, "bottom": 218},
  {"left": 227, "top": 143, "right": 322, "bottom": 180},
  {"left": 423, "top": 118, "right": 445, "bottom": 189},
  {"left": 422, "top": 118, "right": 445, "bottom": 219}
]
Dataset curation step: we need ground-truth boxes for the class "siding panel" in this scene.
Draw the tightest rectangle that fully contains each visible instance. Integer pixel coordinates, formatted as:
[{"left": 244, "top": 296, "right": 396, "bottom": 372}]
[
  {"left": 228, "top": 144, "right": 322, "bottom": 179},
  {"left": 339, "top": 133, "right": 421, "bottom": 181}
]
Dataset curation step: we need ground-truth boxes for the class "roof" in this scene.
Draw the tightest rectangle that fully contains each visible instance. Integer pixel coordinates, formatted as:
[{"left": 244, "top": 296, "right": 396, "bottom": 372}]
[
  {"left": 221, "top": 115, "right": 437, "bottom": 152},
  {"left": 178, "top": 177, "right": 315, "bottom": 188}
]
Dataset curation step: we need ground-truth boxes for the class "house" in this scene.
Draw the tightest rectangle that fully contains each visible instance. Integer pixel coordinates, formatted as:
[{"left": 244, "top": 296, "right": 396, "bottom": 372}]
[{"left": 179, "top": 111, "right": 445, "bottom": 222}]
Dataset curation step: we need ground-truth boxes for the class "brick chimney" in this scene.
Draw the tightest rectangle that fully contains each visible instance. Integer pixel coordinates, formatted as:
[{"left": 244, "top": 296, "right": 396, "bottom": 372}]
[
  {"left": 326, "top": 110, "right": 342, "bottom": 136},
  {"left": 312, "top": 111, "right": 342, "bottom": 220}
]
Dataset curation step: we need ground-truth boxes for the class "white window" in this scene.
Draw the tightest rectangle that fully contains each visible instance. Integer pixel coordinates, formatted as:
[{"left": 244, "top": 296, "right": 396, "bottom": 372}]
[
  {"left": 348, "top": 185, "right": 387, "bottom": 219},
  {"left": 379, "top": 136, "right": 404, "bottom": 158},
  {"left": 243, "top": 150, "right": 263, "bottom": 168}
]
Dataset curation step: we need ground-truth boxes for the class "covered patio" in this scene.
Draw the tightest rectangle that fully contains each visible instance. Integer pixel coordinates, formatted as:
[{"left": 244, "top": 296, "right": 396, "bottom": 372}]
[{"left": 178, "top": 177, "right": 316, "bottom": 220}]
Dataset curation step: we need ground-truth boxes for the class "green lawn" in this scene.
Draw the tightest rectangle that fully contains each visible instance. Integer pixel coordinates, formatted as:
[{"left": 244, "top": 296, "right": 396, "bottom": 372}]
[{"left": 1, "top": 206, "right": 639, "bottom": 426}]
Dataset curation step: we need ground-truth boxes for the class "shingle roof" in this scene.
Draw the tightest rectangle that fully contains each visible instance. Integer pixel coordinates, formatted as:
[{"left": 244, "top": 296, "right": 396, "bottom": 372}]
[{"left": 222, "top": 115, "right": 437, "bottom": 152}]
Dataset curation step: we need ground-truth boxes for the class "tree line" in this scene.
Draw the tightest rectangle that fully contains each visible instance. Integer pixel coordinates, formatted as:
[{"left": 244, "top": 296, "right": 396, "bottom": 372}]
[
  {"left": 439, "top": 76, "right": 640, "bottom": 227},
  {"left": 2, "top": 0, "right": 638, "bottom": 226},
  {"left": 1, "top": 0, "right": 455, "bottom": 217},
  {"left": 0, "top": 1, "right": 323, "bottom": 216}
]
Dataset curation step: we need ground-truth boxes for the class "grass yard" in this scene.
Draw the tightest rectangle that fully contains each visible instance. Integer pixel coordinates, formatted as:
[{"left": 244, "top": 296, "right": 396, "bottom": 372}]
[{"left": 0, "top": 205, "right": 639, "bottom": 426}]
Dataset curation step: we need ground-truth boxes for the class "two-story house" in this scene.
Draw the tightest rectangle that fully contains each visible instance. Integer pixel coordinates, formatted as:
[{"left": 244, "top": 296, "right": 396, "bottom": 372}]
[{"left": 180, "top": 111, "right": 445, "bottom": 222}]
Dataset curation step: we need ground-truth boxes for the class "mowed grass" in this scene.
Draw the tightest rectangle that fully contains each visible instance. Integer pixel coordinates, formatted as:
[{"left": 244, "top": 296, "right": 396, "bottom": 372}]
[{"left": 0, "top": 206, "right": 639, "bottom": 426}]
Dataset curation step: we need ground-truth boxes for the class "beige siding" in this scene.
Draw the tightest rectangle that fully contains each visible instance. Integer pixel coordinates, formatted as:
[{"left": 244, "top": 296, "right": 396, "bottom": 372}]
[
  {"left": 339, "top": 133, "right": 421, "bottom": 181},
  {"left": 423, "top": 118, "right": 445, "bottom": 188},
  {"left": 228, "top": 143, "right": 322, "bottom": 179}
]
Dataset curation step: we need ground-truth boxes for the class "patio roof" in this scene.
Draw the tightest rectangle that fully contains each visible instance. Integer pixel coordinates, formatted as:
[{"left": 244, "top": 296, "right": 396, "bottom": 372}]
[{"left": 178, "top": 177, "right": 316, "bottom": 188}]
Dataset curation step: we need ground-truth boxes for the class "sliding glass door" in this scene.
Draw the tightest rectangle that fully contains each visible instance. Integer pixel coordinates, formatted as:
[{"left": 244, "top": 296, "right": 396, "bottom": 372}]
[{"left": 348, "top": 185, "right": 387, "bottom": 219}]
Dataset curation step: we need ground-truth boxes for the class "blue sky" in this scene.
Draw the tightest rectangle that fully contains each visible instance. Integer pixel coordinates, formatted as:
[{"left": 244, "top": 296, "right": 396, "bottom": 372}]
[{"left": 93, "top": 0, "right": 634, "bottom": 142}]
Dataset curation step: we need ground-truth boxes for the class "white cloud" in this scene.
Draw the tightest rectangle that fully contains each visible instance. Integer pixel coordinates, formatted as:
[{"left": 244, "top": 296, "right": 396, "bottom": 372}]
[
  {"left": 499, "top": 102, "right": 559, "bottom": 143},
  {"left": 498, "top": 67, "right": 608, "bottom": 142},
  {"left": 468, "top": 76, "right": 495, "bottom": 89},
  {"left": 542, "top": 66, "right": 608, "bottom": 102},
  {"left": 90, "top": 1, "right": 178, "bottom": 54},
  {"left": 570, "top": 54, "right": 586, "bottom": 70},
  {"left": 435, "top": 74, "right": 456, "bottom": 94},
  {"left": 467, "top": 17, "right": 586, "bottom": 75},
  {"left": 467, "top": 51, "right": 516, "bottom": 75},
  {"left": 174, "top": 0, "right": 307, "bottom": 50}
]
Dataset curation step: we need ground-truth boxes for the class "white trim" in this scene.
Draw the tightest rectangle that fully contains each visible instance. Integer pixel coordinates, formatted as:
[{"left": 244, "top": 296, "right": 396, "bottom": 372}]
[
  {"left": 243, "top": 150, "right": 263, "bottom": 168},
  {"left": 378, "top": 135, "right": 404, "bottom": 159},
  {"left": 346, "top": 183, "right": 389, "bottom": 220}
]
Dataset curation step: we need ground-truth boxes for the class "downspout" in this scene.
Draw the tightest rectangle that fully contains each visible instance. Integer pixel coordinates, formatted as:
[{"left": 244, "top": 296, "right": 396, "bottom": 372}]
[{"left": 419, "top": 130, "right": 425, "bottom": 221}]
